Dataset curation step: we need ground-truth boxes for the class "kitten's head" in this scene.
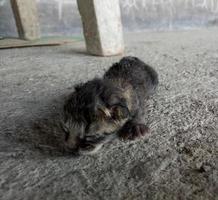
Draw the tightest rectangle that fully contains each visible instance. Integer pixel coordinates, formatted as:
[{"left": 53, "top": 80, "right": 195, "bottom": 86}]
[{"left": 63, "top": 78, "right": 131, "bottom": 148}]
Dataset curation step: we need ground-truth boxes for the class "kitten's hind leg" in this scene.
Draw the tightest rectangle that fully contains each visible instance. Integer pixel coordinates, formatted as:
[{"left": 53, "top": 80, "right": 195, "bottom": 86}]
[
  {"left": 118, "top": 107, "right": 150, "bottom": 141},
  {"left": 118, "top": 120, "right": 150, "bottom": 141}
]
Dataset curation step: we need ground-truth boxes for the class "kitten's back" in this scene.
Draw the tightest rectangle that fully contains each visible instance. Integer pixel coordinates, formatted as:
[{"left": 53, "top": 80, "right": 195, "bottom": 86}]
[{"left": 104, "top": 56, "right": 159, "bottom": 96}]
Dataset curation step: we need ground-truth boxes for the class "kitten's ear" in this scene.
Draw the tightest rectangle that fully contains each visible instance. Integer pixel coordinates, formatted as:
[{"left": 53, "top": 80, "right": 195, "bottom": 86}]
[
  {"left": 95, "top": 98, "right": 111, "bottom": 118},
  {"left": 110, "top": 105, "right": 130, "bottom": 120},
  {"left": 97, "top": 106, "right": 111, "bottom": 118}
]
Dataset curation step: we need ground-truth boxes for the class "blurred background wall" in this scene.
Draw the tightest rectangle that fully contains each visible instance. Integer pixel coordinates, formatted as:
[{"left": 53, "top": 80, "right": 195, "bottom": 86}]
[{"left": 1, "top": 0, "right": 218, "bottom": 37}]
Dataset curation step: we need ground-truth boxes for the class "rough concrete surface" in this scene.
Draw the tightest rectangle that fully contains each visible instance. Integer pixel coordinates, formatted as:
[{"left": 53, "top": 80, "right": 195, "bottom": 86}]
[{"left": 0, "top": 28, "right": 218, "bottom": 200}]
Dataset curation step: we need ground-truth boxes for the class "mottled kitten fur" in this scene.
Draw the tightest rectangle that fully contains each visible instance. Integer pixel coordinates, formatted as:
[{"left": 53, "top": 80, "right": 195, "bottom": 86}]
[{"left": 63, "top": 56, "right": 158, "bottom": 154}]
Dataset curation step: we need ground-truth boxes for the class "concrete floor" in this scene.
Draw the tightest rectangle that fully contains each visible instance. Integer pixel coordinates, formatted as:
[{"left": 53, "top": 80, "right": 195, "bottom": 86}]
[{"left": 0, "top": 28, "right": 218, "bottom": 200}]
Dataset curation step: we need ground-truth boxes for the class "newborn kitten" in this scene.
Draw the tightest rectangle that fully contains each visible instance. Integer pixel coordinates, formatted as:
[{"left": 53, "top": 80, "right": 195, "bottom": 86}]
[{"left": 62, "top": 56, "right": 158, "bottom": 155}]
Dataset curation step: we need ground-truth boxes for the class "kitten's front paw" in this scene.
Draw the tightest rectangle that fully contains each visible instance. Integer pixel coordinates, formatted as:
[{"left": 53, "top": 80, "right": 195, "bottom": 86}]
[
  {"left": 64, "top": 135, "right": 105, "bottom": 155},
  {"left": 118, "top": 122, "right": 150, "bottom": 141},
  {"left": 78, "top": 135, "right": 105, "bottom": 155}
]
